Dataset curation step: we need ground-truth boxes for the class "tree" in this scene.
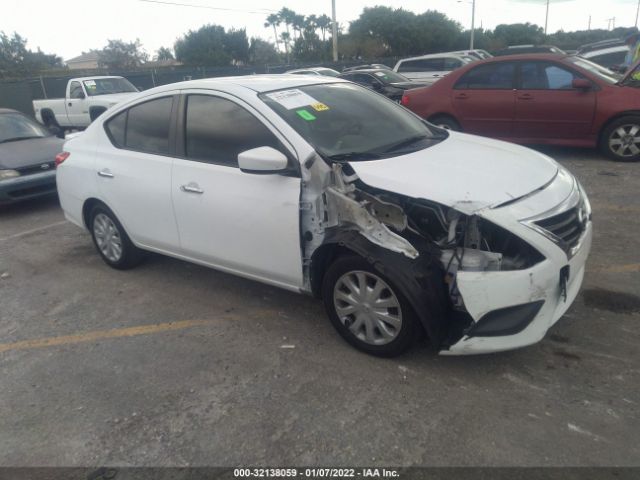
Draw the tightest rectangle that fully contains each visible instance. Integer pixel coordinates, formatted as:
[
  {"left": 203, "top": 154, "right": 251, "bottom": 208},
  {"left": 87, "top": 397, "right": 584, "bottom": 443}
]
[
  {"left": 280, "top": 31, "right": 292, "bottom": 62},
  {"left": 0, "top": 31, "right": 62, "bottom": 78},
  {"left": 316, "top": 14, "right": 332, "bottom": 42},
  {"left": 155, "top": 47, "right": 174, "bottom": 61},
  {"left": 249, "top": 38, "right": 282, "bottom": 65},
  {"left": 175, "top": 24, "right": 249, "bottom": 66},
  {"left": 491, "top": 23, "right": 545, "bottom": 49},
  {"left": 97, "top": 39, "right": 148, "bottom": 69},
  {"left": 264, "top": 13, "right": 281, "bottom": 51}
]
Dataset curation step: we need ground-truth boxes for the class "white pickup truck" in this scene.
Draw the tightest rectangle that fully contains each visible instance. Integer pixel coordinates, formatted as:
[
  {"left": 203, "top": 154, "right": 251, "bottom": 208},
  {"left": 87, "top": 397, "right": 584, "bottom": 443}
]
[{"left": 33, "top": 76, "right": 139, "bottom": 131}]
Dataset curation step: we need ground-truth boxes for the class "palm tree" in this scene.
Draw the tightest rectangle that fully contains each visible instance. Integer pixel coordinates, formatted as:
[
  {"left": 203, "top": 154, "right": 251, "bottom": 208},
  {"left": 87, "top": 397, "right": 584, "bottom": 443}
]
[
  {"left": 278, "top": 7, "right": 295, "bottom": 41},
  {"left": 264, "top": 13, "right": 281, "bottom": 50},
  {"left": 316, "top": 14, "right": 332, "bottom": 42},
  {"left": 280, "top": 31, "right": 291, "bottom": 62},
  {"left": 292, "top": 14, "right": 305, "bottom": 41},
  {"left": 305, "top": 14, "right": 318, "bottom": 40}
]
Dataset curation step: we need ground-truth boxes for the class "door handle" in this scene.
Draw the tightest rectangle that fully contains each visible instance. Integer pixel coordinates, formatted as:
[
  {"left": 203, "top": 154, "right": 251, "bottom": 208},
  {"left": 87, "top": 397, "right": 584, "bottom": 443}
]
[
  {"left": 180, "top": 183, "right": 204, "bottom": 194},
  {"left": 68, "top": 102, "right": 73, "bottom": 107},
  {"left": 97, "top": 169, "right": 114, "bottom": 178},
  {"left": 517, "top": 94, "right": 533, "bottom": 100},
  {"left": 454, "top": 93, "right": 468, "bottom": 99}
]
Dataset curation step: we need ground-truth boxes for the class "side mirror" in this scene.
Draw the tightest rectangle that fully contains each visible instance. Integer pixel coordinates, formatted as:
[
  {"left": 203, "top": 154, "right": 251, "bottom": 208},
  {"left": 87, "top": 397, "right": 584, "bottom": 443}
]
[
  {"left": 572, "top": 78, "right": 592, "bottom": 90},
  {"left": 238, "top": 146, "right": 289, "bottom": 174}
]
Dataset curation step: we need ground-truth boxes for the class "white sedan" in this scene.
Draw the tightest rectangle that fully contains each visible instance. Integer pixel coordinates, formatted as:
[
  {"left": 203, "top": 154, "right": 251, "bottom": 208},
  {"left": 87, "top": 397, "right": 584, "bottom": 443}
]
[{"left": 56, "top": 75, "right": 592, "bottom": 357}]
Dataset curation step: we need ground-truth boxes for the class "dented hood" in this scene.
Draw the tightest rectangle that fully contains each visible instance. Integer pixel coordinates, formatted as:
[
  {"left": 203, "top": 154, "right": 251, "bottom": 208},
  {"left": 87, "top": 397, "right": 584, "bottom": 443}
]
[{"left": 348, "top": 132, "right": 559, "bottom": 214}]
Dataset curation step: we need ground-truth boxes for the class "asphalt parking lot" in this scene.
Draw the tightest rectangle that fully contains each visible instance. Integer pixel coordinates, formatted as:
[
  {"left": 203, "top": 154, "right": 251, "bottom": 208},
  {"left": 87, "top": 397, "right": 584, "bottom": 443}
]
[{"left": 0, "top": 146, "right": 639, "bottom": 467}]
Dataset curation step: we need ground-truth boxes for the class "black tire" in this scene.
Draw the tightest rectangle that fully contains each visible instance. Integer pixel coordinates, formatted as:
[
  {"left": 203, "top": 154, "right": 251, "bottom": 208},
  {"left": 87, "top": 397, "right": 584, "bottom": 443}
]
[
  {"left": 321, "top": 255, "right": 421, "bottom": 357},
  {"left": 89, "top": 204, "right": 144, "bottom": 270},
  {"left": 428, "top": 114, "right": 461, "bottom": 132},
  {"left": 89, "top": 107, "right": 107, "bottom": 122},
  {"left": 600, "top": 115, "right": 640, "bottom": 162}
]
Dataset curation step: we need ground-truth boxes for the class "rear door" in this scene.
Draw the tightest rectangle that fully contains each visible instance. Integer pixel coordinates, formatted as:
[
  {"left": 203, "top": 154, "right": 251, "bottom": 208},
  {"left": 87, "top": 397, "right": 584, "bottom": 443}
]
[
  {"left": 170, "top": 91, "right": 303, "bottom": 288},
  {"left": 97, "top": 94, "right": 180, "bottom": 251},
  {"left": 514, "top": 61, "right": 596, "bottom": 139},
  {"left": 451, "top": 61, "right": 517, "bottom": 137}
]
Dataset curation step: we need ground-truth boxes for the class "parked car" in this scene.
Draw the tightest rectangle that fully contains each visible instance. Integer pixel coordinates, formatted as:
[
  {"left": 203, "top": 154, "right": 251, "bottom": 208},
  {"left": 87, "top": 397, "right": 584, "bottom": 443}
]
[
  {"left": 493, "top": 45, "right": 565, "bottom": 56},
  {"left": 0, "top": 108, "right": 64, "bottom": 204},
  {"left": 577, "top": 38, "right": 626, "bottom": 55},
  {"left": 581, "top": 45, "right": 629, "bottom": 70},
  {"left": 342, "top": 64, "right": 392, "bottom": 72},
  {"left": 393, "top": 53, "right": 475, "bottom": 85},
  {"left": 33, "top": 76, "right": 139, "bottom": 132},
  {"left": 451, "top": 49, "right": 493, "bottom": 60},
  {"left": 401, "top": 53, "right": 640, "bottom": 161},
  {"left": 56, "top": 75, "right": 592, "bottom": 357},
  {"left": 338, "top": 69, "right": 424, "bottom": 101},
  {"left": 285, "top": 67, "right": 340, "bottom": 77}
]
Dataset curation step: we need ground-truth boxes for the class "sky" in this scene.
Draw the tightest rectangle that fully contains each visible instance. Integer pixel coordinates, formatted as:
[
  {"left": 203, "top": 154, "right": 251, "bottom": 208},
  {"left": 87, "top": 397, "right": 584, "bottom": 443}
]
[{"left": 3, "top": 0, "right": 640, "bottom": 61}]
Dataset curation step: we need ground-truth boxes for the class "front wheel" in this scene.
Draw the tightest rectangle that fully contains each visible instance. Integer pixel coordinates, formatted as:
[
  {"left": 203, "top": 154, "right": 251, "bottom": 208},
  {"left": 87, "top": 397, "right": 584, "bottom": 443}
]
[
  {"left": 601, "top": 116, "right": 640, "bottom": 162},
  {"left": 428, "top": 114, "right": 461, "bottom": 132},
  {"left": 90, "top": 204, "right": 144, "bottom": 270},
  {"left": 321, "top": 256, "right": 421, "bottom": 357}
]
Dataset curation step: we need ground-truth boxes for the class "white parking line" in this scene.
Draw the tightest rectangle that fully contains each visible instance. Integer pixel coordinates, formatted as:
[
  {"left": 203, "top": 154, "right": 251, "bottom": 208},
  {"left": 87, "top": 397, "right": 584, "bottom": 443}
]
[{"left": 0, "top": 220, "right": 68, "bottom": 242}]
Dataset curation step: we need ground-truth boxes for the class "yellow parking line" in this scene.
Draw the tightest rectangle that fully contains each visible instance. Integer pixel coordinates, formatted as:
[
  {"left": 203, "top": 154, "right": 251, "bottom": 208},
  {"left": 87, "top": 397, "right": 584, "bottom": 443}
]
[
  {"left": 0, "top": 319, "right": 212, "bottom": 354},
  {"left": 589, "top": 263, "right": 640, "bottom": 274}
]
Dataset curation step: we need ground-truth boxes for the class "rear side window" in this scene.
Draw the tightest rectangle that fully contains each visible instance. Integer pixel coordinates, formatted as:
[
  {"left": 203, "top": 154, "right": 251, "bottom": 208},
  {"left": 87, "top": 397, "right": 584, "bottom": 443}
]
[
  {"left": 455, "top": 62, "right": 516, "bottom": 89},
  {"left": 103, "top": 96, "right": 174, "bottom": 155},
  {"left": 443, "top": 57, "right": 463, "bottom": 70},
  {"left": 397, "top": 58, "right": 444, "bottom": 73},
  {"left": 184, "top": 95, "right": 281, "bottom": 168}
]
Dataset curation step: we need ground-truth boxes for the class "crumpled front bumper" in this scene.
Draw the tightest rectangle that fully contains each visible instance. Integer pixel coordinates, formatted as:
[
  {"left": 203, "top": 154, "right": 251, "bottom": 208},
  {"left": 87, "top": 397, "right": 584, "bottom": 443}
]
[{"left": 442, "top": 220, "right": 591, "bottom": 355}]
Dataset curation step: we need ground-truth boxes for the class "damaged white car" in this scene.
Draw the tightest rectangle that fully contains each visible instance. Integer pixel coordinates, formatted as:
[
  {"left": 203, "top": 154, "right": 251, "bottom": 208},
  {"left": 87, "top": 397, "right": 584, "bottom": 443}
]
[{"left": 56, "top": 75, "right": 592, "bottom": 357}]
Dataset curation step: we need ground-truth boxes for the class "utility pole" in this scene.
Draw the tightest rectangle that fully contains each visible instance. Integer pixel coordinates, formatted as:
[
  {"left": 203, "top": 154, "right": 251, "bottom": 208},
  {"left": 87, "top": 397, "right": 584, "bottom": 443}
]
[
  {"left": 636, "top": 0, "right": 640, "bottom": 28},
  {"left": 588, "top": 15, "right": 591, "bottom": 30},
  {"left": 544, "top": 0, "right": 550, "bottom": 35},
  {"left": 331, "top": 0, "right": 338, "bottom": 62},
  {"left": 470, "top": 0, "right": 476, "bottom": 50}
]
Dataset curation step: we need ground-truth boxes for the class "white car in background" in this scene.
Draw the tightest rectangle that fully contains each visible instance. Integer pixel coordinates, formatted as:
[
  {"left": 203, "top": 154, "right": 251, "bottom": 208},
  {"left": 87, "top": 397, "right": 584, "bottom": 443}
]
[
  {"left": 580, "top": 45, "right": 629, "bottom": 70},
  {"left": 56, "top": 75, "right": 592, "bottom": 357},
  {"left": 393, "top": 53, "right": 475, "bottom": 85},
  {"left": 285, "top": 67, "right": 340, "bottom": 77}
]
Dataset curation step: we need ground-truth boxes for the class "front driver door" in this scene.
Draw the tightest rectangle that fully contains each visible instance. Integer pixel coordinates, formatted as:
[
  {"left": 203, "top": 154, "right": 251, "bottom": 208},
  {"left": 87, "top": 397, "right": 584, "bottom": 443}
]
[
  {"left": 171, "top": 92, "right": 303, "bottom": 289},
  {"left": 514, "top": 61, "right": 596, "bottom": 139}
]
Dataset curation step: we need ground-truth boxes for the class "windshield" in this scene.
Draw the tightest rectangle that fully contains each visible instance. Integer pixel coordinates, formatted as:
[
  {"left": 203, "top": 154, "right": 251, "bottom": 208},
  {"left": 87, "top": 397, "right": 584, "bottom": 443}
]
[
  {"left": 260, "top": 83, "right": 442, "bottom": 161},
  {"left": 83, "top": 78, "right": 138, "bottom": 96},
  {"left": 0, "top": 113, "right": 50, "bottom": 143},
  {"left": 372, "top": 70, "right": 410, "bottom": 83},
  {"left": 568, "top": 57, "right": 620, "bottom": 84}
]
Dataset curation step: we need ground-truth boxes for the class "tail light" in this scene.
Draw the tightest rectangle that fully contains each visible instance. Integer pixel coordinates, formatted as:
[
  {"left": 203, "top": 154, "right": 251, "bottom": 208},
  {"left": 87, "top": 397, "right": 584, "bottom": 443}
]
[
  {"left": 55, "top": 151, "right": 70, "bottom": 167},
  {"left": 401, "top": 94, "right": 410, "bottom": 106}
]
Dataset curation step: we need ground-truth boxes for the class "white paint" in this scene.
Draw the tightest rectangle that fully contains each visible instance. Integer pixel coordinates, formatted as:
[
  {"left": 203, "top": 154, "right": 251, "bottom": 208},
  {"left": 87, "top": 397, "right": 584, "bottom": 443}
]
[{"left": 0, "top": 221, "right": 67, "bottom": 242}]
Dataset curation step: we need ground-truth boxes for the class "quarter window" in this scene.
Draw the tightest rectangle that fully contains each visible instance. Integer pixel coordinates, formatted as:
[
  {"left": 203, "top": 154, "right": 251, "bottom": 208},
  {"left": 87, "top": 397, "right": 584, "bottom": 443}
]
[
  {"left": 455, "top": 62, "right": 516, "bottom": 89},
  {"left": 184, "top": 95, "right": 281, "bottom": 168},
  {"left": 103, "top": 96, "right": 174, "bottom": 155}
]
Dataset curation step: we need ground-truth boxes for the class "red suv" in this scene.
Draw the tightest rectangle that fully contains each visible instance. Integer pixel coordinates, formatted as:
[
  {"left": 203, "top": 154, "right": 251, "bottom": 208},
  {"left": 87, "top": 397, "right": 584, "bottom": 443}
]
[{"left": 401, "top": 54, "right": 640, "bottom": 161}]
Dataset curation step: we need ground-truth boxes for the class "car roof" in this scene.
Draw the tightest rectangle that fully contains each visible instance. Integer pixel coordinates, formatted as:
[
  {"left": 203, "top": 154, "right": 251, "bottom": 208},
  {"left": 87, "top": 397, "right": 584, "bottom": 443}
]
[
  {"left": 340, "top": 69, "right": 394, "bottom": 75},
  {"left": 476, "top": 53, "right": 572, "bottom": 62},
  {"left": 71, "top": 76, "right": 125, "bottom": 82},
  {"left": 398, "top": 53, "right": 469, "bottom": 62},
  {"left": 582, "top": 45, "right": 629, "bottom": 57},
  {"left": 0, "top": 108, "right": 20, "bottom": 114},
  {"left": 287, "top": 67, "right": 333, "bottom": 72},
  {"left": 133, "top": 74, "right": 345, "bottom": 95}
]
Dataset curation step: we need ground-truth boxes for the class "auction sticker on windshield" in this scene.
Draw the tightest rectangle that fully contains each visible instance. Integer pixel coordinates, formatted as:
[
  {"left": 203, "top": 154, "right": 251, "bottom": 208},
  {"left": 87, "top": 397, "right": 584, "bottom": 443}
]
[{"left": 266, "top": 89, "right": 319, "bottom": 110}]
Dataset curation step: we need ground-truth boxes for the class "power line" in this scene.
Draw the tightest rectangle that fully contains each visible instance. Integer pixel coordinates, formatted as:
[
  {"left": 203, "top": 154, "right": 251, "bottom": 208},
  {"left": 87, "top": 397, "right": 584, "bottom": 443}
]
[{"left": 138, "top": 0, "right": 276, "bottom": 15}]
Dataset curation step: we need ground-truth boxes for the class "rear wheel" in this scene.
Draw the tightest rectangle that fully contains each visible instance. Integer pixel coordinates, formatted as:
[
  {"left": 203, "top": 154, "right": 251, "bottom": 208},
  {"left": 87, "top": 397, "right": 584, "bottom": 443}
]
[
  {"left": 90, "top": 204, "right": 144, "bottom": 270},
  {"left": 428, "top": 114, "right": 461, "bottom": 131},
  {"left": 601, "top": 116, "right": 640, "bottom": 162},
  {"left": 322, "top": 255, "right": 420, "bottom": 357}
]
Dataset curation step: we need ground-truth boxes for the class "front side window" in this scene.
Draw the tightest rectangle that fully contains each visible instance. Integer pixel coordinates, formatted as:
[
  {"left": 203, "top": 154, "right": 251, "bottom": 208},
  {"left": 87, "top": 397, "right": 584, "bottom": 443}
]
[
  {"left": 69, "top": 82, "right": 84, "bottom": 99},
  {"left": 184, "top": 95, "right": 281, "bottom": 167},
  {"left": 518, "top": 62, "right": 582, "bottom": 90},
  {"left": 104, "top": 96, "right": 173, "bottom": 155},
  {"left": 352, "top": 74, "right": 377, "bottom": 86},
  {"left": 260, "top": 83, "right": 443, "bottom": 161},
  {"left": 455, "top": 62, "right": 516, "bottom": 89}
]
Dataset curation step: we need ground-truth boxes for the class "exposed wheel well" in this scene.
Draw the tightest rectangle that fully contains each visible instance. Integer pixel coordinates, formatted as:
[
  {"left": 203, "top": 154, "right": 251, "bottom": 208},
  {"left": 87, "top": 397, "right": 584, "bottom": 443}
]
[
  {"left": 309, "top": 243, "right": 360, "bottom": 298},
  {"left": 41, "top": 109, "right": 57, "bottom": 126}
]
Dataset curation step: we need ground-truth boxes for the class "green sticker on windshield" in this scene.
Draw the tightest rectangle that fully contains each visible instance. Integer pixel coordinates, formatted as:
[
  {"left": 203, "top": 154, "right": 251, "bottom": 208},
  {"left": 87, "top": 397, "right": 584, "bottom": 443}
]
[{"left": 296, "top": 109, "right": 316, "bottom": 121}]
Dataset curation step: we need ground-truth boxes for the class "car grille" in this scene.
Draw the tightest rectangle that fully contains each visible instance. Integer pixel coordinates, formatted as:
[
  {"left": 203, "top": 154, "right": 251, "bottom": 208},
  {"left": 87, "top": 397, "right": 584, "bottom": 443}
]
[
  {"left": 16, "top": 162, "right": 55, "bottom": 176},
  {"left": 534, "top": 206, "right": 586, "bottom": 249}
]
